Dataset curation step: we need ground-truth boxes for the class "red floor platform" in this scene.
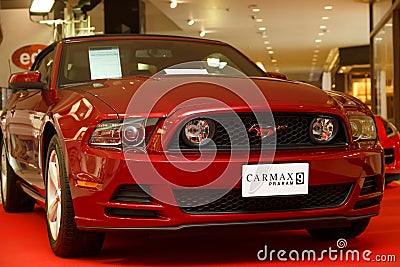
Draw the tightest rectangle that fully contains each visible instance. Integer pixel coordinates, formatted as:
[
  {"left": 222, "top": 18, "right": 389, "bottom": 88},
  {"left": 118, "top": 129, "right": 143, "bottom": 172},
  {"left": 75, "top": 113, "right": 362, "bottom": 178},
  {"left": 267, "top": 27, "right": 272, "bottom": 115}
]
[{"left": 0, "top": 182, "right": 399, "bottom": 266}]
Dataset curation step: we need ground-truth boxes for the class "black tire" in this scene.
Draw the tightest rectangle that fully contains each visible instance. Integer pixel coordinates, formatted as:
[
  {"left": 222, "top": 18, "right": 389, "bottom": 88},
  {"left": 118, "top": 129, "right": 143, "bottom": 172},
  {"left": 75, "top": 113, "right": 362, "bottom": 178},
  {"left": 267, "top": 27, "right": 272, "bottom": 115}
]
[
  {"left": 307, "top": 218, "right": 370, "bottom": 240},
  {"left": 0, "top": 139, "right": 35, "bottom": 212},
  {"left": 45, "top": 135, "right": 105, "bottom": 257}
]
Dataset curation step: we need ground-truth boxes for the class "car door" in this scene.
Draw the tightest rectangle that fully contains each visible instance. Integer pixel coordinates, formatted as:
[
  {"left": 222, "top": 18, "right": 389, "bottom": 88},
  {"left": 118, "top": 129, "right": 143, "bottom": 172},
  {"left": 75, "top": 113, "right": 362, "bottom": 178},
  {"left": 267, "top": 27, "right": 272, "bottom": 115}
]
[{"left": 4, "top": 48, "right": 55, "bottom": 190}]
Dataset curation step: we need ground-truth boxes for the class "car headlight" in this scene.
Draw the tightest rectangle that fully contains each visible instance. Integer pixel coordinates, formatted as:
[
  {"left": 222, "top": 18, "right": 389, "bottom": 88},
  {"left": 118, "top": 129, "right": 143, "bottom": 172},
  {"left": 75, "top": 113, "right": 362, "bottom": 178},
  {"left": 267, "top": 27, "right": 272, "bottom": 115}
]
[
  {"left": 309, "top": 117, "right": 338, "bottom": 144},
  {"left": 181, "top": 118, "right": 215, "bottom": 147},
  {"left": 348, "top": 116, "right": 377, "bottom": 141},
  {"left": 89, "top": 118, "right": 157, "bottom": 147}
]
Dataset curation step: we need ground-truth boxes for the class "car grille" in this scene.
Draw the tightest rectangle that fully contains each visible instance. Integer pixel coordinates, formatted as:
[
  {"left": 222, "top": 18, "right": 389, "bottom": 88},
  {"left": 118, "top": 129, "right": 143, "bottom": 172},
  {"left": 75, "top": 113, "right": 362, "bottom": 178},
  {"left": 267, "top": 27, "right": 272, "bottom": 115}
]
[
  {"left": 174, "top": 183, "right": 353, "bottom": 214},
  {"left": 169, "top": 113, "right": 348, "bottom": 151},
  {"left": 384, "top": 148, "right": 394, "bottom": 165}
]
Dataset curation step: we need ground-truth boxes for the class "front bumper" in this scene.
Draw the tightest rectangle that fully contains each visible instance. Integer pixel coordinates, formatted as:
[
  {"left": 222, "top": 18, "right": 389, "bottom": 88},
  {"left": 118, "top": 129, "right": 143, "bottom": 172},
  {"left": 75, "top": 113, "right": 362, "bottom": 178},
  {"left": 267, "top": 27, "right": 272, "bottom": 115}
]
[{"left": 66, "top": 141, "right": 384, "bottom": 231}]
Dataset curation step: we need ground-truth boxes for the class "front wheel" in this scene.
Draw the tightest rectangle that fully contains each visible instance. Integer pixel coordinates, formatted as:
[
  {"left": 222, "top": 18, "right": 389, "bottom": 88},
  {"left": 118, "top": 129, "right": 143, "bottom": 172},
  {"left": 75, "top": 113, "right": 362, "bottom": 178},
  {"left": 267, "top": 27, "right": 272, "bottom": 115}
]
[
  {"left": 0, "top": 139, "right": 35, "bottom": 212},
  {"left": 45, "top": 135, "right": 105, "bottom": 257},
  {"left": 307, "top": 218, "right": 370, "bottom": 240}
]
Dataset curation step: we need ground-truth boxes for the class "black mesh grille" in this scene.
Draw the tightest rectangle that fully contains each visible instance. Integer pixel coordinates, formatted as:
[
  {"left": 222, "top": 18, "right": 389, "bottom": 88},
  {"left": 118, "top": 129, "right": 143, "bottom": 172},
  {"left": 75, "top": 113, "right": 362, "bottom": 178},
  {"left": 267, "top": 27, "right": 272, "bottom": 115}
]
[
  {"left": 170, "top": 113, "right": 348, "bottom": 151},
  {"left": 174, "top": 183, "right": 353, "bottom": 214},
  {"left": 384, "top": 148, "right": 395, "bottom": 165}
]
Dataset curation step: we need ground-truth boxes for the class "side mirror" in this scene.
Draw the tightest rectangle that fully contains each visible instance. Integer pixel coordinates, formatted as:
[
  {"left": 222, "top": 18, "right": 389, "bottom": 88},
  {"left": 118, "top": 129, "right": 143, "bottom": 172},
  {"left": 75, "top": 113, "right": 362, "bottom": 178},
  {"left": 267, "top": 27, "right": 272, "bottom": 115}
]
[
  {"left": 266, "top": 72, "right": 288, "bottom": 80},
  {"left": 8, "top": 71, "right": 45, "bottom": 90}
]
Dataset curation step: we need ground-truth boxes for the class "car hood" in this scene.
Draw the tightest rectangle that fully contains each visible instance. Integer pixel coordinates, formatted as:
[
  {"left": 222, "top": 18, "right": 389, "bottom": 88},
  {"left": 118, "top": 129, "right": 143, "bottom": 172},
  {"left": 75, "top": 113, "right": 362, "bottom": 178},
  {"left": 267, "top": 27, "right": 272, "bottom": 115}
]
[{"left": 68, "top": 76, "right": 348, "bottom": 118}]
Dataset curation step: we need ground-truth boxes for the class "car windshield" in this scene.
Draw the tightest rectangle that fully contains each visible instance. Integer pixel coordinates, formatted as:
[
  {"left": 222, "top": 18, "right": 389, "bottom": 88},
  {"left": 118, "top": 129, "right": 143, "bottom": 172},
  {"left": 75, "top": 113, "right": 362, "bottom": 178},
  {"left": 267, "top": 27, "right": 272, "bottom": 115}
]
[{"left": 58, "top": 39, "right": 266, "bottom": 87}]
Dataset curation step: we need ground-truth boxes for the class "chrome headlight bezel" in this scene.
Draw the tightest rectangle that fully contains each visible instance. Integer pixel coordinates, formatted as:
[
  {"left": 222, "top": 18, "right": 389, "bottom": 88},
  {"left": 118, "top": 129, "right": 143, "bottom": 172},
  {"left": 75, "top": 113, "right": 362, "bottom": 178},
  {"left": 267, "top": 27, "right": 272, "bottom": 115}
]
[{"left": 348, "top": 116, "right": 377, "bottom": 142}]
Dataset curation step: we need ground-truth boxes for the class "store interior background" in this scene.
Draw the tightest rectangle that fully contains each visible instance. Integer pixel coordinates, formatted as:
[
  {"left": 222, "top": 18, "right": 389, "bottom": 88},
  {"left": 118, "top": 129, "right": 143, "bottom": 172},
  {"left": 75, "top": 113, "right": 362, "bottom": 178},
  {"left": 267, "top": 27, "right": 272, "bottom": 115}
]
[{"left": 0, "top": 0, "right": 399, "bottom": 126}]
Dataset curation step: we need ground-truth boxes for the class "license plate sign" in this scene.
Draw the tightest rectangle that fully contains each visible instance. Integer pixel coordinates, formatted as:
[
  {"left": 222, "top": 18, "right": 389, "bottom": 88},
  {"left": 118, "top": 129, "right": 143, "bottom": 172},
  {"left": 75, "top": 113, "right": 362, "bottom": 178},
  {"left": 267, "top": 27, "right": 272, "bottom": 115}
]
[{"left": 242, "top": 163, "right": 309, "bottom": 197}]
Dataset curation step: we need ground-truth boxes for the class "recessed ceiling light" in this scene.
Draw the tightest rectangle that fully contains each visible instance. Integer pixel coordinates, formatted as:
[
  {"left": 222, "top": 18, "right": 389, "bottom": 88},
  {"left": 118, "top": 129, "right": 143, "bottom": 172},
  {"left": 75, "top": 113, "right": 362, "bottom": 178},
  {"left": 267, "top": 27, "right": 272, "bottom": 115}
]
[
  {"left": 256, "top": 18, "right": 263, "bottom": 22},
  {"left": 252, "top": 8, "right": 261, "bottom": 12},
  {"left": 315, "top": 39, "right": 322, "bottom": 43},
  {"left": 320, "top": 25, "right": 327, "bottom": 29},
  {"left": 318, "top": 32, "right": 325, "bottom": 36},
  {"left": 199, "top": 31, "right": 206, "bottom": 37},
  {"left": 324, "top": 5, "right": 333, "bottom": 10},
  {"left": 266, "top": 46, "right": 272, "bottom": 50},
  {"left": 170, "top": 0, "right": 177, "bottom": 8},
  {"left": 258, "top": 27, "right": 266, "bottom": 31},
  {"left": 268, "top": 50, "right": 274, "bottom": 54},
  {"left": 187, "top": 19, "right": 195, "bottom": 26},
  {"left": 263, "top": 41, "right": 270, "bottom": 44},
  {"left": 271, "top": 59, "right": 277, "bottom": 63},
  {"left": 322, "top": 16, "right": 329, "bottom": 20},
  {"left": 314, "top": 49, "right": 319, "bottom": 53}
]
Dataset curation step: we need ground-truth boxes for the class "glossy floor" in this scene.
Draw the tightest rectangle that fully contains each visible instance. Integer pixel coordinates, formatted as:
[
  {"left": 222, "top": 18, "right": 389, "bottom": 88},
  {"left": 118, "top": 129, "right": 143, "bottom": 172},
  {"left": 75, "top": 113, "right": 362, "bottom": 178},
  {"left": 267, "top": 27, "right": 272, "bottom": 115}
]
[{"left": 0, "top": 182, "right": 399, "bottom": 266}]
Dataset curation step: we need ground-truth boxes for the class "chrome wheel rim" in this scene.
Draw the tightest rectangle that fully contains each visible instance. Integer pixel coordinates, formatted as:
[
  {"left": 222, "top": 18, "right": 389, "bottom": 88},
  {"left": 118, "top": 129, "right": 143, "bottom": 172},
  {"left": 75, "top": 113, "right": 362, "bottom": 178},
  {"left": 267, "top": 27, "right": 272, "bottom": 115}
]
[
  {"left": 1, "top": 143, "right": 7, "bottom": 203},
  {"left": 47, "top": 149, "right": 62, "bottom": 241}
]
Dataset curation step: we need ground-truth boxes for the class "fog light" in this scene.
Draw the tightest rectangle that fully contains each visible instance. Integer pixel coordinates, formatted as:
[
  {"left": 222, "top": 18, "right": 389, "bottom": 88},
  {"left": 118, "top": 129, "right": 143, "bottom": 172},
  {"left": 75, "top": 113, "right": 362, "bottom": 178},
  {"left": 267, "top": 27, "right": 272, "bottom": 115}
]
[
  {"left": 181, "top": 119, "right": 215, "bottom": 146},
  {"left": 310, "top": 117, "right": 337, "bottom": 144}
]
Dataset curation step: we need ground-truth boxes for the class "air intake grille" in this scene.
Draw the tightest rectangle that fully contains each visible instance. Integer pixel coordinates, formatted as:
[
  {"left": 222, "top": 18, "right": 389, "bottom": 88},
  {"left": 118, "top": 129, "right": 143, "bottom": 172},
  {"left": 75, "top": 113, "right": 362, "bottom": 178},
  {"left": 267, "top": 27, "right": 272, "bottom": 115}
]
[
  {"left": 360, "top": 176, "right": 379, "bottom": 196},
  {"left": 384, "top": 148, "right": 395, "bottom": 165},
  {"left": 109, "top": 184, "right": 152, "bottom": 203},
  {"left": 174, "top": 183, "right": 353, "bottom": 214}
]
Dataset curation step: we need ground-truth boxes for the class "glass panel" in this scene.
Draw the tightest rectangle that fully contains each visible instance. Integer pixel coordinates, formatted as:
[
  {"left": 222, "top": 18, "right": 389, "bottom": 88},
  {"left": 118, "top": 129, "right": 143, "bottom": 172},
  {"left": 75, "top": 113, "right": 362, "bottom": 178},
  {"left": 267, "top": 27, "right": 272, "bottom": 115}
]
[
  {"left": 372, "top": 0, "right": 392, "bottom": 28},
  {"left": 350, "top": 77, "right": 371, "bottom": 108},
  {"left": 373, "top": 19, "right": 394, "bottom": 121}
]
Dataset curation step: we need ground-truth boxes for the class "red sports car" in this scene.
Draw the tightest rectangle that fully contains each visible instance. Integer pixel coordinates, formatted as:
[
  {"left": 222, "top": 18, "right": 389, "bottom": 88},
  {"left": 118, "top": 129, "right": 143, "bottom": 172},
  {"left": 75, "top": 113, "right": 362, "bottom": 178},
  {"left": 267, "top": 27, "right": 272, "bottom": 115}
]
[
  {"left": 0, "top": 35, "right": 384, "bottom": 257},
  {"left": 375, "top": 115, "right": 400, "bottom": 184}
]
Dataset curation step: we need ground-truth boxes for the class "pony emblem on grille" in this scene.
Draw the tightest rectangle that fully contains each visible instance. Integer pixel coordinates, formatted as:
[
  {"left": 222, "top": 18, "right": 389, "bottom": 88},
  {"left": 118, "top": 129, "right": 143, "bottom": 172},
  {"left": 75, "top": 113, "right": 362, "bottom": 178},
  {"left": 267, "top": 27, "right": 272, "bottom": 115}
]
[{"left": 248, "top": 124, "right": 286, "bottom": 139}]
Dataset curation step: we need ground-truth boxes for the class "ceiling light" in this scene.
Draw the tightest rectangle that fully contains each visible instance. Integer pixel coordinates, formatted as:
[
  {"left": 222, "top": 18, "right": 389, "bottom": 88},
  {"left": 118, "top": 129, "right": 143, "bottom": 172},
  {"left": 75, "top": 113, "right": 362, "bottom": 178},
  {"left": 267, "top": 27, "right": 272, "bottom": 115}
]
[
  {"left": 256, "top": 18, "right": 263, "bottom": 22},
  {"left": 252, "top": 8, "right": 261, "bottom": 12},
  {"left": 187, "top": 19, "right": 195, "bottom": 26},
  {"left": 268, "top": 50, "right": 274, "bottom": 54},
  {"left": 320, "top": 25, "right": 327, "bottom": 29},
  {"left": 318, "top": 32, "right": 325, "bottom": 36},
  {"left": 29, "top": 0, "right": 55, "bottom": 15},
  {"left": 324, "top": 5, "right": 333, "bottom": 10},
  {"left": 199, "top": 31, "right": 206, "bottom": 37},
  {"left": 314, "top": 49, "right": 320, "bottom": 53},
  {"left": 315, "top": 39, "right": 322, "bottom": 43},
  {"left": 258, "top": 27, "right": 266, "bottom": 31},
  {"left": 263, "top": 41, "right": 270, "bottom": 44},
  {"left": 266, "top": 46, "right": 272, "bottom": 50},
  {"left": 170, "top": 0, "right": 178, "bottom": 8},
  {"left": 322, "top": 16, "right": 329, "bottom": 20},
  {"left": 271, "top": 59, "right": 277, "bottom": 63}
]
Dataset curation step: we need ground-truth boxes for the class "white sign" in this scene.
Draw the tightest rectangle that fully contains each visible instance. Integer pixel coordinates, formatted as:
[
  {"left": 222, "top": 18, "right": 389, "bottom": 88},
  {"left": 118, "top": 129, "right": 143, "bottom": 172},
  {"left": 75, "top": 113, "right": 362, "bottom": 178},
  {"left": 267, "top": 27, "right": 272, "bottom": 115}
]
[
  {"left": 242, "top": 163, "right": 309, "bottom": 197},
  {"left": 88, "top": 46, "right": 122, "bottom": 80}
]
